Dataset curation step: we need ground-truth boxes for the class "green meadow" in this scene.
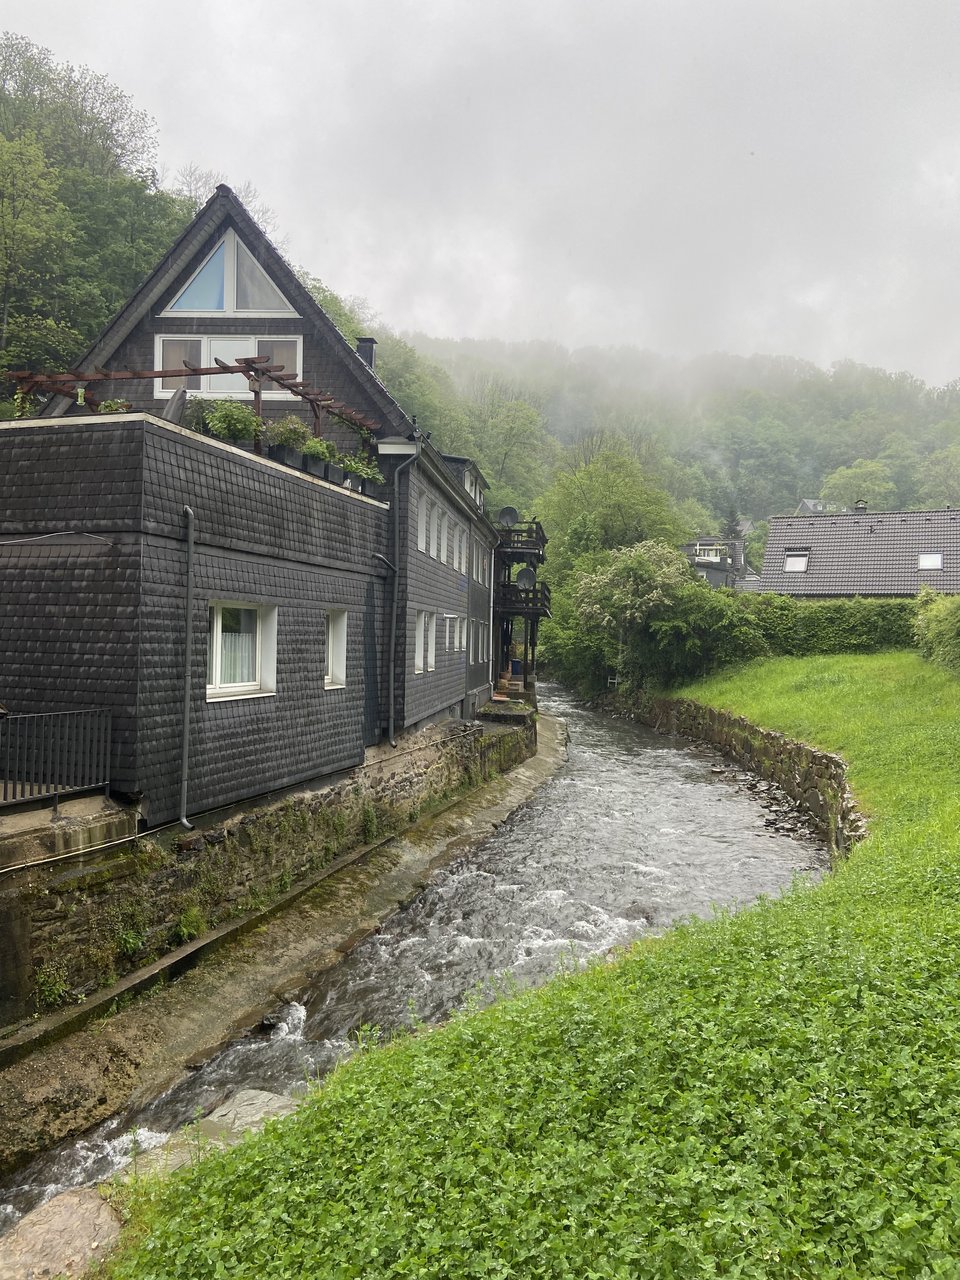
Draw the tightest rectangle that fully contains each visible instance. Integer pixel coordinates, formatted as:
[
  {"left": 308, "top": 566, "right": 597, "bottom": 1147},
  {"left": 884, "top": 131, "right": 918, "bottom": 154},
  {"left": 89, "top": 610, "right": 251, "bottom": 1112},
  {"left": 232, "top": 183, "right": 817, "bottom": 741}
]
[{"left": 105, "top": 652, "right": 960, "bottom": 1278}]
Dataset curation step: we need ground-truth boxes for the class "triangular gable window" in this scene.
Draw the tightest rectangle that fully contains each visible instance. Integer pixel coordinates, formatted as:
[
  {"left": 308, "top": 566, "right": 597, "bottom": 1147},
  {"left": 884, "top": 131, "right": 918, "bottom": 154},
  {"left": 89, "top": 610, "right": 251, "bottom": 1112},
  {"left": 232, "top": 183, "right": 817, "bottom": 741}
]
[
  {"left": 164, "top": 228, "right": 298, "bottom": 316},
  {"left": 236, "top": 239, "right": 290, "bottom": 310},
  {"left": 170, "top": 241, "right": 225, "bottom": 310}
]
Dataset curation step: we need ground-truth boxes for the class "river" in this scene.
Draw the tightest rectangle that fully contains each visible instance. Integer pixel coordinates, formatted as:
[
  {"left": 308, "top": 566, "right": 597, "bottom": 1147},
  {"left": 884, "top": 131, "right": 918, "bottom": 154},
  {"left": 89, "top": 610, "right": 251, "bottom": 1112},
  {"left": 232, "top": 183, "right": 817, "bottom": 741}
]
[{"left": 0, "top": 686, "right": 828, "bottom": 1230}]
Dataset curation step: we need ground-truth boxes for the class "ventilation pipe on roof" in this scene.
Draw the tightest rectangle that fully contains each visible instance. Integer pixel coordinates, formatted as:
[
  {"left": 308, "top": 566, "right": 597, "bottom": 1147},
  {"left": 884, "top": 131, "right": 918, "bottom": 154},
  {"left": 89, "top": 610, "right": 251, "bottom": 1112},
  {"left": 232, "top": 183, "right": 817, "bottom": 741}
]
[{"left": 356, "top": 336, "right": 378, "bottom": 370}]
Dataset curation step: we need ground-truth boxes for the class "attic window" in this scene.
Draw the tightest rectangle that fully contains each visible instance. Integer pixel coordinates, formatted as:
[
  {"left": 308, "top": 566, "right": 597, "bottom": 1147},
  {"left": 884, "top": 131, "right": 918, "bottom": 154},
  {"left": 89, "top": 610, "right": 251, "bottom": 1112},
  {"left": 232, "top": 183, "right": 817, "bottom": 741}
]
[
  {"left": 918, "top": 552, "right": 943, "bottom": 570},
  {"left": 163, "top": 229, "right": 297, "bottom": 317},
  {"left": 783, "top": 550, "right": 809, "bottom": 573}
]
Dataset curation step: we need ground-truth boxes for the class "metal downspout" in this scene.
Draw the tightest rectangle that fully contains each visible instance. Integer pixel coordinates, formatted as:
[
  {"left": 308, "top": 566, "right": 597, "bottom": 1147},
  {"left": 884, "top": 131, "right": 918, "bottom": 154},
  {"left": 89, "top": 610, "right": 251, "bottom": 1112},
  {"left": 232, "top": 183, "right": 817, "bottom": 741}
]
[
  {"left": 387, "top": 437, "right": 421, "bottom": 746},
  {"left": 179, "top": 506, "right": 195, "bottom": 829}
]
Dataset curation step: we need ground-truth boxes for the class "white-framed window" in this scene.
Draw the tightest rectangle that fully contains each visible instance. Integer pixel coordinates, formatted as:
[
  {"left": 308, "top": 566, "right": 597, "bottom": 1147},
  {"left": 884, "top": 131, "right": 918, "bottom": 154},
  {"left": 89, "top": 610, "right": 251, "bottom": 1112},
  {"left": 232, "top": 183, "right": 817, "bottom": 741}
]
[
  {"left": 427, "top": 612, "right": 437, "bottom": 671},
  {"left": 783, "top": 551, "right": 809, "bottom": 573},
  {"left": 162, "top": 228, "right": 298, "bottom": 318},
  {"left": 918, "top": 552, "right": 943, "bottom": 570},
  {"left": 207, "top": 602, "right": 277, "bottom": 700},
  {"left": 456, "top": 526, "right": 466, "bottom": 572},
  {"left": 414, "top": 610, "right": 425, "bottom": 674},
  {"left": 439, "top": 512, "right": 449, "bottom": 564},
  {"left": 324, "top": 609, "right": 347, "bottom": 689},
  {"left": 417, "top": 495, "right": 427, "bottom": 553},
  {"left": 431, "top": 506, "right": 441, "bottom": 560},
  {"left": 155, "top": 334, "right": 302, "bottom": 398}
]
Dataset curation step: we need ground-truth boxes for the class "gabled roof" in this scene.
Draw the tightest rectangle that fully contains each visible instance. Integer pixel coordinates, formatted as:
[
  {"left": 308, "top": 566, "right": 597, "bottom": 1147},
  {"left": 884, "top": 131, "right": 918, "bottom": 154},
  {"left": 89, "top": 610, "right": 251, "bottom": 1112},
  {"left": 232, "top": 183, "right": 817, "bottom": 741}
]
[
  {"left": 758, "top": 508, "right": 960, "bottom": 595},
  {"left": 42, "top": 185, "right": 412, "bottom": 435}
]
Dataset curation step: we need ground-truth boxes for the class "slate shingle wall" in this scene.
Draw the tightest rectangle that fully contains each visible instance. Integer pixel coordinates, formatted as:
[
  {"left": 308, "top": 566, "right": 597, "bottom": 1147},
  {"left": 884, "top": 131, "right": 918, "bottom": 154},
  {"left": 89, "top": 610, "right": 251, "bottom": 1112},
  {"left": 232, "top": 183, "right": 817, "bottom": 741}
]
[
  {"left": 0, "top": 418, "right": 390, "bottom": 823},
  {"left": 138, "top": 540, "right": 386, "bottom": 824},
  {"left": 137, "top": 425, "right": 389, "bottom": 824},
  {"left": 0, "top": 423, "right": 145, "bottom": 791},
  {"left": 402, "top": 471, "right": 480, "bottom": 727}
]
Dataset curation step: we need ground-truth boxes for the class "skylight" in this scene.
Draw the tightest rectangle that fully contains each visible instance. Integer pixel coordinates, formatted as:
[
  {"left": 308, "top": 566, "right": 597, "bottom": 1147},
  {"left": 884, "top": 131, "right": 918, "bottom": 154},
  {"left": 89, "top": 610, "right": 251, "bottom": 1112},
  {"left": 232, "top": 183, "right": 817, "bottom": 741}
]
[
  {"left": 783, "top": 551, "right": 809, "bottom": 572},
  {"left": 918, "top": 552, "right": 943, "bottom": 570}
]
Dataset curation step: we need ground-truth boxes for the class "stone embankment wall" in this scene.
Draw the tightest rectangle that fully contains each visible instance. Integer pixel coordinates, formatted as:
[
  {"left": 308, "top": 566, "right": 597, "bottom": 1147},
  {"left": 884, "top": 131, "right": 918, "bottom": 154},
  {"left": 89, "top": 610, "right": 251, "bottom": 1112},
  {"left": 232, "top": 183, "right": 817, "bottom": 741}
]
[
  {"left": 644, "top": 698, "right": 866, "bottom": 854},
  {"left": 1, "top": 720, "right": 535, "bottom": 1027}
]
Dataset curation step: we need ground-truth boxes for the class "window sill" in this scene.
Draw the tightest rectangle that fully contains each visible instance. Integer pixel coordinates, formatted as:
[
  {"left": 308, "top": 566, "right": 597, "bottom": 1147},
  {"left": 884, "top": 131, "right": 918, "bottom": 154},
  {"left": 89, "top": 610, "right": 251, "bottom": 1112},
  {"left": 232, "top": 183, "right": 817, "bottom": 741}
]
[
  {"left": 324, "top": 680, "right": 346, "bottom": 691},
  {"left": 206, "top": 689, "right": 277, "bottom": 703}
]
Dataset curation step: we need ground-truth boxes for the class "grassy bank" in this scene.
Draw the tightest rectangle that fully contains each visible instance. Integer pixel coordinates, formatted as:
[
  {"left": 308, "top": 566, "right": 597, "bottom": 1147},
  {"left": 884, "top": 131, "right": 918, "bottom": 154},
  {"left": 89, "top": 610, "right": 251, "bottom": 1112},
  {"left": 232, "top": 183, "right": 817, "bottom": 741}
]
[{"left": 105, "top": 652, "right": 960, "bottom": 1278}]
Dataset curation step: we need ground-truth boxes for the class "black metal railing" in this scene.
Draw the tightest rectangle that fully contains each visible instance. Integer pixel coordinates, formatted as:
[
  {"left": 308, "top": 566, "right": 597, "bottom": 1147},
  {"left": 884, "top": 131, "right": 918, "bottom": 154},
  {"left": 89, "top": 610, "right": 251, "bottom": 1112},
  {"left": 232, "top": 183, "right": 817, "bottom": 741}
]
[
  {"left": 494, "top": 582, "right": 552, "bottom": 618},
  {"left": 0, "top": 709, "right": 112, "bottom": 813}
]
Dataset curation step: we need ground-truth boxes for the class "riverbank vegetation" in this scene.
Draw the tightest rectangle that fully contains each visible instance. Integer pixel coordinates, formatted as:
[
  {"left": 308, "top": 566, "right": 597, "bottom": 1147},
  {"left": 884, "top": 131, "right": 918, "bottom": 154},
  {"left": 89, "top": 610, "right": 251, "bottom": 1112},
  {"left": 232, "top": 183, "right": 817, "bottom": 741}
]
[{"left": 103, "top": 650, "right": 960, "bottom": 1277}]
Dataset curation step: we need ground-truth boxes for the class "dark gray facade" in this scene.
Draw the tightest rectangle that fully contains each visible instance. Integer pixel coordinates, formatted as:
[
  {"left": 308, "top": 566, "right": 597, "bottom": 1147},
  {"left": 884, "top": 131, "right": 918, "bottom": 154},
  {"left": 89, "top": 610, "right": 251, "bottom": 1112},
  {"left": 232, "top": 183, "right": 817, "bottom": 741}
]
[
  {"left": 0, "top": 416, "right": 390, "bottom": 824},
  {"left": 385, "top": 446, "right": 498, "bottom": 730},
  {"left": 6, "top": 187, "right": 506, "bottom": 828}
]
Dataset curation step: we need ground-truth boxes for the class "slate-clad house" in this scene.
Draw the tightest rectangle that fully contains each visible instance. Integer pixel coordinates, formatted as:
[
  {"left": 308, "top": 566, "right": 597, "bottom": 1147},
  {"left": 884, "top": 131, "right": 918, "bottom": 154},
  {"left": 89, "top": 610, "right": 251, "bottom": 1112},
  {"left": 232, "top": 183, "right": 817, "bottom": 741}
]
[
  {"left": 0, "top": 187, "right": 504, "bottom": 826},
  {"left": 756, "top": 508, "right": 960, "bottom": 596}
]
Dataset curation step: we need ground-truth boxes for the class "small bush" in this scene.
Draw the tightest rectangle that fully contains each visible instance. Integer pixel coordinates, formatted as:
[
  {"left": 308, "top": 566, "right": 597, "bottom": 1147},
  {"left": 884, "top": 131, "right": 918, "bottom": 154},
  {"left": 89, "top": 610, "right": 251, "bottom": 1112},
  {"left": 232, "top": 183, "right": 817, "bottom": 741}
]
[
  {"left": 204, "top": 400, "right": 262, "bottom": 442},
  {"left": 263, "top": 414, "right": 311, "bottom": 449}
]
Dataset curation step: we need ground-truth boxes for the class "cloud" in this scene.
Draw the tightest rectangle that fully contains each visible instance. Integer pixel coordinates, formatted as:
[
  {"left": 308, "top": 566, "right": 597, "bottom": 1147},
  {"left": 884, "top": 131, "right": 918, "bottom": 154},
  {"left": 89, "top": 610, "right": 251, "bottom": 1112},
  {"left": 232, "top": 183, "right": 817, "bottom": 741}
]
[{"left": 13, "top": 0, "right": 960, "bottom": 382}]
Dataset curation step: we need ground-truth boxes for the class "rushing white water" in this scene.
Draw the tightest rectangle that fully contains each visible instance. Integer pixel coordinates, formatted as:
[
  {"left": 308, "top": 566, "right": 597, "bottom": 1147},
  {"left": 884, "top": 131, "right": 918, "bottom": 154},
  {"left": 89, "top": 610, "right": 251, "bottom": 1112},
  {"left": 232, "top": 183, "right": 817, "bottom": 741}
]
[{"left": 0, "top": 686, "right": 827, "bottom": 1230}]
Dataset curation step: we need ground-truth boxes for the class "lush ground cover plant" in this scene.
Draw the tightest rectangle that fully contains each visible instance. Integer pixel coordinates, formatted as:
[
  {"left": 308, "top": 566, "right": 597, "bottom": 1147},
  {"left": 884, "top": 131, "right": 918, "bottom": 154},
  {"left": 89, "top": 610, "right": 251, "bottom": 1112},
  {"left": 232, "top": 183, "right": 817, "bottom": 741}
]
[{"left": 106, "top": 652, "right": 960, "bottom": 1278}]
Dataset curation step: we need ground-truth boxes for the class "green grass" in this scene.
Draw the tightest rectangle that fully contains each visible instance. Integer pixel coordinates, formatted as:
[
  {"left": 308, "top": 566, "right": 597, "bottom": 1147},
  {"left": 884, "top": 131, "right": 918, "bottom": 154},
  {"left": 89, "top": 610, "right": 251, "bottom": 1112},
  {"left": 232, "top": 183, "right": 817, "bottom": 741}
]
[{"left": 105, "top": 652, "right": 960, "bottom": 1278}]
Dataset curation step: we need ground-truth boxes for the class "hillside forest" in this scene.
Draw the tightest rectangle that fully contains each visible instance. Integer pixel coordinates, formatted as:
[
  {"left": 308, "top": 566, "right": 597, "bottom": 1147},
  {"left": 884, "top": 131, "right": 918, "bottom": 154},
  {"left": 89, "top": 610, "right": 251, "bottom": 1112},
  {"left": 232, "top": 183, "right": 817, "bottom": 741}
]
[{"left": 4, "top": 32, "right": 960, "bottom": 692}]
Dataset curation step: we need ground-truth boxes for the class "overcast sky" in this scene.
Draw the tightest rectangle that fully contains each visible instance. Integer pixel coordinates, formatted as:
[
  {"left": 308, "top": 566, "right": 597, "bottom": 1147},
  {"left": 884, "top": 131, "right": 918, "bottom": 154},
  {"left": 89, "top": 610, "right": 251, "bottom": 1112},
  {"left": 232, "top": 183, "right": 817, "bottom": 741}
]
[{"left": 12, "top": 1, "right": 960, "bottom": 383}]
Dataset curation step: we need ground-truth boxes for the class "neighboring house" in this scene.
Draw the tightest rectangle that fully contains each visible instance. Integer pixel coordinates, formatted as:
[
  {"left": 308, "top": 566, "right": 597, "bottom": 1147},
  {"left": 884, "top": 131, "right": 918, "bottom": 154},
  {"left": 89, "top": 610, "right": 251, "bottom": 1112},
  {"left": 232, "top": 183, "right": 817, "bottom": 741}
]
[
  {"left": 793, "top": 498, "right": 851, "bottom": 516},
  {"left": 681, "top": 537, "right": 751, "bottom": 589},
  {"left": 756, "top": 507, "right": 960, "bottom": 596},
  {"left": 0, "top": 187, "right": 525, "bottom": 827}
]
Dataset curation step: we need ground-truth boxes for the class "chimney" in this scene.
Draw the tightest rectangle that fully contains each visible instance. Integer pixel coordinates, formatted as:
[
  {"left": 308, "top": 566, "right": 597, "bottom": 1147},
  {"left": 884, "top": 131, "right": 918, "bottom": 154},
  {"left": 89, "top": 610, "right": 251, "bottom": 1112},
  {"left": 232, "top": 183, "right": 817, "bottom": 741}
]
[
  {"left": 854, "top": 499, "right": 867, "bottom": 512},
  {"left": 356, "top": 336, "right": 377, "bottom": 370}
]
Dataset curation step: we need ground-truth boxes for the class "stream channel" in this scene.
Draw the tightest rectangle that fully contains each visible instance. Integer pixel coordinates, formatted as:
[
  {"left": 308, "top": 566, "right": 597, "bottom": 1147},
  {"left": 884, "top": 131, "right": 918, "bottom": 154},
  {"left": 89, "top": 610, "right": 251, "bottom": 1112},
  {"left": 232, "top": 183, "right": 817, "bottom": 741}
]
[{"left": 0, "top": 686, "right": 829, "bottom": 1232}]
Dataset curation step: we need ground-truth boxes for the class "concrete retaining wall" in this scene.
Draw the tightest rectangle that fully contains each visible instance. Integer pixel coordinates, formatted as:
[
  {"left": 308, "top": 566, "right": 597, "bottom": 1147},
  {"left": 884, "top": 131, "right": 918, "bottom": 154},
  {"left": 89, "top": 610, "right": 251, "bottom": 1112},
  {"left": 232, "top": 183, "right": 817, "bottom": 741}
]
[
  {"left": 644, "top": 697, "right": 866, "bottom": 854},
  {"left": 0, "top": 719, "right": 535, "bottom": 1028}
]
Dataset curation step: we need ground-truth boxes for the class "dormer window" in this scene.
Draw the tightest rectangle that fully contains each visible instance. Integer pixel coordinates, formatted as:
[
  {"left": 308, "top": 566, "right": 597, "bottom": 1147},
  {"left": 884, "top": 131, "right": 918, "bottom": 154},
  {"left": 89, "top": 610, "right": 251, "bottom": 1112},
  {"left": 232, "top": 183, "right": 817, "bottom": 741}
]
[
  {"left": 783, "top": 550, "right": 809, "bottom": 573},
  {"left": 162, "top": 229, "right": 298, "bottom": 317},
  {"left": 918, "top": 552, "right": 943, "bottom": 570}
]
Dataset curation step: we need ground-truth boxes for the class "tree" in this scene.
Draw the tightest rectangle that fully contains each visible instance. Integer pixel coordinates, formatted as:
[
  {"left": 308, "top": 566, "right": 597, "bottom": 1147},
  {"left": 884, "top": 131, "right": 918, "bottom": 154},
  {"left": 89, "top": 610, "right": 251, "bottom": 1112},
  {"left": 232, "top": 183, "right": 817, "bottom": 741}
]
[
  {"left": 917, "top": 445, "right": 960, "bottom": 508},
  {"left": 0, "top": 133, "right": 75, "bottom": 367},
  {"left": 573, "top": 541, "right": 768, "bottom": 687},
  {"left": 820, "top": 458, "right": 896, "bottom": 510}
]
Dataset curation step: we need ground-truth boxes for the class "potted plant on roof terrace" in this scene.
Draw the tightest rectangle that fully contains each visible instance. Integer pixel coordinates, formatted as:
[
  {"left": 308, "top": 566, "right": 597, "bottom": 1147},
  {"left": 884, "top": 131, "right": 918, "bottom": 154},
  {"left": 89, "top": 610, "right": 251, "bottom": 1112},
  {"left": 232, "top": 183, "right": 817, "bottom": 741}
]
[
  {"left": 263, "top": 414, "right": 311, "bottom": 468},
  {"left": 340, "top": 449, "right": 385, "bottom": 494},
  {"left": 302, "top": 434, "right": 338, "bottom": 478},
  {"left": 204, "top": 400, "right": 262, "bottom": 451}
]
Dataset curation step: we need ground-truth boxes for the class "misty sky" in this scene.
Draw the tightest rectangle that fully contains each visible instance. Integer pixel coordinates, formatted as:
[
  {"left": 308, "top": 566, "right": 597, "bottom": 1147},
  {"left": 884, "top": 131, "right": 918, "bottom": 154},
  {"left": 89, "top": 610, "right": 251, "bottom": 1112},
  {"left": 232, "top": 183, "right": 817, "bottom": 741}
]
[{"left": 12, "top": 1, "right": 960, "bottom": 383}]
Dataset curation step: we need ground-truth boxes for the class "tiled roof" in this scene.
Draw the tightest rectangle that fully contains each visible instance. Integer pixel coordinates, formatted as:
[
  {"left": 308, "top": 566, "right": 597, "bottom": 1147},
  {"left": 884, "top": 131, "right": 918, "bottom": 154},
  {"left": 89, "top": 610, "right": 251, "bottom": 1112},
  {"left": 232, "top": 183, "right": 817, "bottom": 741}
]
[{"left": 758, "top": 509, "right": 960, "bottom": 595}]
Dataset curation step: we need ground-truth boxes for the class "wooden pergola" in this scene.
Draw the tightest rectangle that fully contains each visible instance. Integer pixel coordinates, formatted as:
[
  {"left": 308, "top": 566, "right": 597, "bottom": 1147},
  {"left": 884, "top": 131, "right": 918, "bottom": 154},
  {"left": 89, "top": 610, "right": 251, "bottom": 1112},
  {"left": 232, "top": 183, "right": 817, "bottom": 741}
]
[{"left": 9, "top": 355, "right": 381, "bottom": 436}]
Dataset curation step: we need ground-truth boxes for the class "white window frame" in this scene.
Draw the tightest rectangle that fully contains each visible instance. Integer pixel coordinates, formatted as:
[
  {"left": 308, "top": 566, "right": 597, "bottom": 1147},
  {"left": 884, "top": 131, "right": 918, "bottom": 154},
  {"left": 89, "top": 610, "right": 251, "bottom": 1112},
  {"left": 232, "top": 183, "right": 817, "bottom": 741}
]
[
  {"left": 427, "top": 612, "right": 437, "bottom": 671},
  {"left": 206, "top": 601, "right": 277, "bottom": 701},
  {"left": 431, "top": 506, "right": 441, "bottom": 560},
  {"left": 155, "top": 333, "right": 302, "bottom": 399},
  {"left": 918, "top": 552, "right": 943, "bottom": 570},
  {"left": 783, "top": 551, "right": 809, "bottom": 573},
  {"left": 160, "top": 228, "right": 298, "bottom": 319},
  {"left": 439, "top": 512, "right": 449, "bottom": 564},
  {"left": 414, "top": 610, "right": 425, "bottom": 674},
  {"left": 324, "top": 609, "right": 347, "bottom": 689}
]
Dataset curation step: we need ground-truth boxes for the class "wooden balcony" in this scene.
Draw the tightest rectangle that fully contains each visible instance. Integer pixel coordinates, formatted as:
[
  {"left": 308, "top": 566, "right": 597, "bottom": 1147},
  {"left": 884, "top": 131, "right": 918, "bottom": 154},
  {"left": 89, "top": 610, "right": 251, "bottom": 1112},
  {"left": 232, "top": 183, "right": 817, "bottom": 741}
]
[
  {"left": 494, "top": 581, "right": 552, "bottom": 619},
  {"left": 497, "top": 521, "right": 548, "bottom": 563}
]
